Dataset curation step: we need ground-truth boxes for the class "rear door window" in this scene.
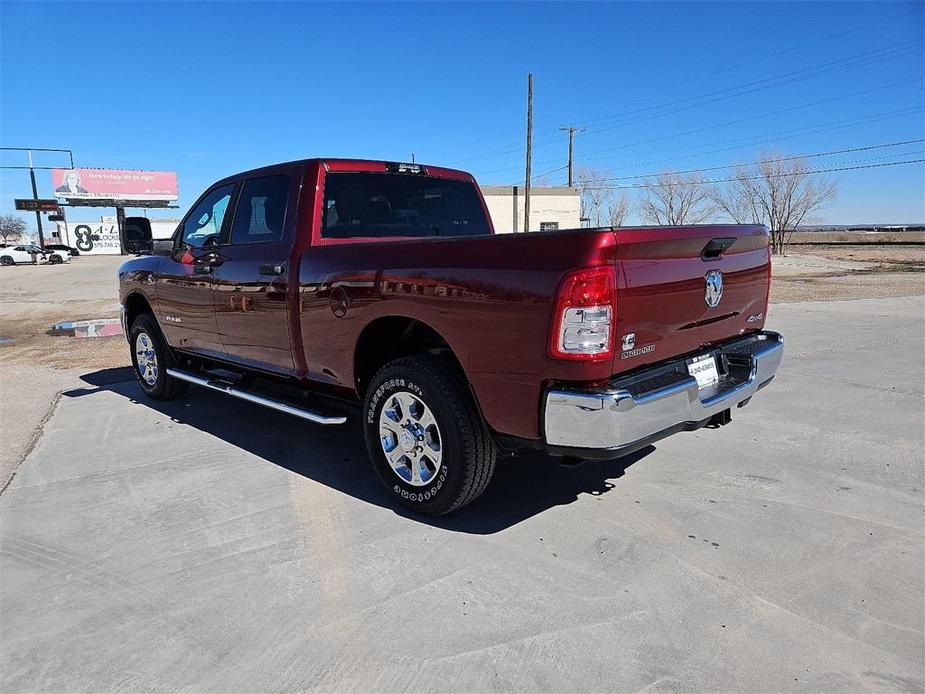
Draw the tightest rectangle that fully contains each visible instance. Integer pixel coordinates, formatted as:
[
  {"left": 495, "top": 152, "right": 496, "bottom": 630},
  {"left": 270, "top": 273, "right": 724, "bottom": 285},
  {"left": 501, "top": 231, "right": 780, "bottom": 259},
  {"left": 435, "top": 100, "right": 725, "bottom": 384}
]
[
  {"left": 228, "top": 174, "right": 290, "bottom": 245},
  {"left": 322, "top": 172, "right": 490, "bottom": 239}
]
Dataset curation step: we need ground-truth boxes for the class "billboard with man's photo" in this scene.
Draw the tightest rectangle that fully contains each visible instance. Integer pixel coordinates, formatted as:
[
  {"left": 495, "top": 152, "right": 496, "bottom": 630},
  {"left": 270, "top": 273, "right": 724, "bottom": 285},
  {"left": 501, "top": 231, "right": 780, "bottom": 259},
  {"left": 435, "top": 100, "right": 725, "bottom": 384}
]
[{"left": 51, "top": 168, "right": 178, "bottom": 201}]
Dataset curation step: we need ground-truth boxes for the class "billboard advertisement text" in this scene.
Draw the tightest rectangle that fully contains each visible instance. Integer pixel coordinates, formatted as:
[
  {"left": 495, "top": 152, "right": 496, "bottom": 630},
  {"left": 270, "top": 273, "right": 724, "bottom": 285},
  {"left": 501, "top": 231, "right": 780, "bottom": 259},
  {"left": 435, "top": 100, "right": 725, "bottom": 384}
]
[{"left": 51, "top": 168, "right": 178, "bottom": 201}]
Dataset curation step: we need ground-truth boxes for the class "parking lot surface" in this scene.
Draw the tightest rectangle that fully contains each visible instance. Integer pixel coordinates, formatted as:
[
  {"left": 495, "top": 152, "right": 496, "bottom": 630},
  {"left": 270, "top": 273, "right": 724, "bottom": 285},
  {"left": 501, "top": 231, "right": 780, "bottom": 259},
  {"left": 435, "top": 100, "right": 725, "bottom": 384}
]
[{"left": 1, "top": 295, "right": 923, "bottom": 692}]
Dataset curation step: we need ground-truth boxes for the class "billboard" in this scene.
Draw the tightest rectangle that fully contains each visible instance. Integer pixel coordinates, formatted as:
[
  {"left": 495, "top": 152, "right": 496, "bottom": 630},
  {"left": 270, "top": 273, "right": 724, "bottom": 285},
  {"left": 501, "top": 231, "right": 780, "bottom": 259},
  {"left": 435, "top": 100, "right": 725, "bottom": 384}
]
[
  {"left": 55, "top": 218, "right": 178, "bottom": 255},
  {"left": 61, "top": 221, "right": 122, "bottom": 255},
  {"left": 51, "top": 168, "right": 178, "bottom": 201}
]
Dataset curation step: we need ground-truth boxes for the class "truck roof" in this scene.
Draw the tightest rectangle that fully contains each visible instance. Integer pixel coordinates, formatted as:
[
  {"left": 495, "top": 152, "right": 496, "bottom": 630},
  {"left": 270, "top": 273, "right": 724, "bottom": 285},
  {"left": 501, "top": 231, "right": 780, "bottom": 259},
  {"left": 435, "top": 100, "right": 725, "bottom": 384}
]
[{"left": 212, "top": 158, "right": 475, "bottom": 187}]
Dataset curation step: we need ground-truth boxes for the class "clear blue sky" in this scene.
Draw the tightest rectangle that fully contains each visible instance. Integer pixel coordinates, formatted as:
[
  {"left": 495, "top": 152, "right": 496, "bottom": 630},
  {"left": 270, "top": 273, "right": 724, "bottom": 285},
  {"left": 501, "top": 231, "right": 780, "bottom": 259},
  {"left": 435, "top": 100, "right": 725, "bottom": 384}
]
[{"left": 2, "top": 1, "right": 923, "bottom": 226}]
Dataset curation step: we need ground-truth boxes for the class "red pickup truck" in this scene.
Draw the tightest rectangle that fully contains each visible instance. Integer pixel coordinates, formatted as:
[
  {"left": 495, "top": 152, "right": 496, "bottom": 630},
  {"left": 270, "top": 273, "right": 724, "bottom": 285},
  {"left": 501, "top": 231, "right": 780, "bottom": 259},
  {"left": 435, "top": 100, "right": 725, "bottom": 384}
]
[{"left": 119, "top": 159, "right": 783, "bottom": 514}]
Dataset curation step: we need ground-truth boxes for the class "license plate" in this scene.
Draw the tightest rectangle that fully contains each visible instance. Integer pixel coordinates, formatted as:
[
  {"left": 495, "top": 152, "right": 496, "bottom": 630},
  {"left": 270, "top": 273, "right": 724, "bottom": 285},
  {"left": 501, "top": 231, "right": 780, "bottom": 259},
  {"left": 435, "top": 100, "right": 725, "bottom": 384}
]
[{"left": 687, "top": 354, "right": 719, "bottom": 388}]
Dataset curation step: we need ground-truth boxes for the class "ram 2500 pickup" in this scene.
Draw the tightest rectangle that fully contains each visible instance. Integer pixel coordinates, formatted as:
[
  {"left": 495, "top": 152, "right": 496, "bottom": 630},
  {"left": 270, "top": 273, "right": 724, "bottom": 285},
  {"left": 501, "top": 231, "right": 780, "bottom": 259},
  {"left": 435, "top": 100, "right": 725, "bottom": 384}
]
[{"left": 119, "top": 158, "right": 783, "bottom": 515}]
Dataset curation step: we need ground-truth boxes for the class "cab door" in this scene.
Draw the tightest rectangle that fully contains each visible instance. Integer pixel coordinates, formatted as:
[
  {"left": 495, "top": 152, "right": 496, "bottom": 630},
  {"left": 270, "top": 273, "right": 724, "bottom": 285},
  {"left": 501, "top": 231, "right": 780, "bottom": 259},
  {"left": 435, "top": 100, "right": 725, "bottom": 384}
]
[
  {"left": 154, "top": 182, "right": 236, "bottom": 359},
  {"left": 211, "top": 170, "right": 299, "bottom": 375}
]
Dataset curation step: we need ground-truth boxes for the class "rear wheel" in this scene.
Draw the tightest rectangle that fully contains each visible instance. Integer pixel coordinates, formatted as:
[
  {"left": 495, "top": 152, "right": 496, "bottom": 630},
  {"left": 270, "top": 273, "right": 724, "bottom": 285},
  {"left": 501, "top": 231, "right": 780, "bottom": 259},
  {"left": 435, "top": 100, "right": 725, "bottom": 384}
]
[
  {"left": 0, "top": 256, "right": 13, "bottom": 266},
  {"left": 363, "top": 355, "right": 496, "bottom": 515},
  {"left": 129, "top": 314, "right": 187, "bottom": 400}
]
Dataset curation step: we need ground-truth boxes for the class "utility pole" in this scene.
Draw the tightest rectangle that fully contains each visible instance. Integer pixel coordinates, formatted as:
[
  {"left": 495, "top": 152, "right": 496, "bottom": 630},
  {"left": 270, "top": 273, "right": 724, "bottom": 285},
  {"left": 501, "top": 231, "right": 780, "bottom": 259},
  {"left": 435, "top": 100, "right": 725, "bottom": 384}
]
[
  {"left": 27, "top": 150, "right": 45, "bottom": 248},
  {"left": 524, "top": 73, "right": 533, "bottom": 233},
  {"left": 558, "top": 125, "right": 585, "bottom": 187}
]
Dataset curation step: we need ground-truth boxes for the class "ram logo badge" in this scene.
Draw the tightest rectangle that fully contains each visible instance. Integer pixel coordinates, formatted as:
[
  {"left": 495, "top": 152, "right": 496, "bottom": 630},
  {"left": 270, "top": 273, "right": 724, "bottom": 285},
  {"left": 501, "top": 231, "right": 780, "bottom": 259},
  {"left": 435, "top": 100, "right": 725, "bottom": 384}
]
[
  {"left": 705, "top": 270, "right": 724, "bottom": 308},
  {"left": 622, "top": 333, "right": 636, "bottom": 351}
]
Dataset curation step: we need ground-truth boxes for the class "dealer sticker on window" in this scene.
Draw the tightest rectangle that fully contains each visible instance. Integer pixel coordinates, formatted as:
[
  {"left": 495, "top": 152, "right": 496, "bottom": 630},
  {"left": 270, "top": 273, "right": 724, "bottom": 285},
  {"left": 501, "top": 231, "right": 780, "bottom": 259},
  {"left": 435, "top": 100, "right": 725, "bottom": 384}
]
[{"left": 687, "top": 354, "right": 719, "bottom": 388}]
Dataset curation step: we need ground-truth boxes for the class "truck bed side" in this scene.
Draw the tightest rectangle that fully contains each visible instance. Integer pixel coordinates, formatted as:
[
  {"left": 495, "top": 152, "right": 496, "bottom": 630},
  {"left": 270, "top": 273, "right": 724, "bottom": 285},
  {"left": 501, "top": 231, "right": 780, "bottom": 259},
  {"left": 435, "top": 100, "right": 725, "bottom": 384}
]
[{"left": 295, "top": 230, "right": 620, "bottom": 440}]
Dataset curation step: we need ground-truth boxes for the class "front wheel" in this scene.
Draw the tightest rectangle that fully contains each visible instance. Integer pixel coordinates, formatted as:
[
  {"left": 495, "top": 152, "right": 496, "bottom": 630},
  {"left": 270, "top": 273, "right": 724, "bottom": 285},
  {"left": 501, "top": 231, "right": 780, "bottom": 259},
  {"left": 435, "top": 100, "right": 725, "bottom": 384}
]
[
  {"left": 0, "top": 256, "right": 13, "bottom": 266},
  {"left": 363, "top": 355, "right": 496, "bottom": 515},
  {"left": 129, "top": 314, "right": 188, "bottom": 400},
  {"left": 48, "top": 254, "right": 63, "bottom": 265}
]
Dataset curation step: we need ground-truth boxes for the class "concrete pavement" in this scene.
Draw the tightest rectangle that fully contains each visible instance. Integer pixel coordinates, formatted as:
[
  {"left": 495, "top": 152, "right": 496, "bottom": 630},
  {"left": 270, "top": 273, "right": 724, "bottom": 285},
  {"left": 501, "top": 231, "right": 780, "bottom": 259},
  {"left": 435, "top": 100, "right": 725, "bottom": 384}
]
[{"left": 1, "top": 296, "right": 923, "bottom": 692}]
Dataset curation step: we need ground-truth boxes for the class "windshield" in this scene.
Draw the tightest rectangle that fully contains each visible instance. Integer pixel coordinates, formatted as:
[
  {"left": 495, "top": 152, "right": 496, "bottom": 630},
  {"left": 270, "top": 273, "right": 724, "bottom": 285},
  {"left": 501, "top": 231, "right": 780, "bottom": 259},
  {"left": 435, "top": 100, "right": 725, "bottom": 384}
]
[{"left": 322, "top": 172, "right": 490, "bottom": 239}]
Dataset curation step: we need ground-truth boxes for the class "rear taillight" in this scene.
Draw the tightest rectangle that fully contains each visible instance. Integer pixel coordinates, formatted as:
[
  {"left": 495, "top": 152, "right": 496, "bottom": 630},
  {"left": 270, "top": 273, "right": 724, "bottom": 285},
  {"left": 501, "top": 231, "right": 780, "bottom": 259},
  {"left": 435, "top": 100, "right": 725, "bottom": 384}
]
[{"left": 549, "top": 266, "right": 616, "bottom": 361}]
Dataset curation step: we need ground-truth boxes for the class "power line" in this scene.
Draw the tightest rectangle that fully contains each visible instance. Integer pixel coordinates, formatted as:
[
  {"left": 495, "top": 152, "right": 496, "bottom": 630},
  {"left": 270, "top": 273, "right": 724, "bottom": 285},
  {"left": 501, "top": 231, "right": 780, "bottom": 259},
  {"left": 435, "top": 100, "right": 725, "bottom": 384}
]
[
  {"left": 560, "top": 77, "right": 923, "bottom": 163},
  {"left": 464, "top": 72, "right": 922, "bottom": 170},
  {"left": 439, "top": 6, "right": 920, "bottom": 161},
  {"left": 512, "top": 164, "right": 568, "bottom": 186},
  {"left": 580, "top": 107, "right": 925, "bottom": 167},
  {"left": 595, "top": 139, "right": 925, "bottom": 182},
  {"left": 582, "top": 158, "right": 925, "bottom": 190},
  {"left": 574, "top": 41, "right": 921, "bottom": 132},
  {"left": 485, "top": 106, "right": 924, "bottom": 179},
  {"left": 553, "top": 43, "right": 923, "bottom": 144},
  {"left": 489, "top": 92, "right": 922, "bottom": 182},
  {"left": 449, "top": 41, "right": 922, "bottom": 166}
]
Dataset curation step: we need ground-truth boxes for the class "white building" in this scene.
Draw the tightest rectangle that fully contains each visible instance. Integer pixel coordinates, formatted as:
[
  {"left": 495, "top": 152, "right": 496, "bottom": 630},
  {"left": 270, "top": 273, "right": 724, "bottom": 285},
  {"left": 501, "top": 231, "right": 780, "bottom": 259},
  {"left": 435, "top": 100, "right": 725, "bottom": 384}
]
[{"left": 479, "top": 185, "right": 581, "bottom": 233}]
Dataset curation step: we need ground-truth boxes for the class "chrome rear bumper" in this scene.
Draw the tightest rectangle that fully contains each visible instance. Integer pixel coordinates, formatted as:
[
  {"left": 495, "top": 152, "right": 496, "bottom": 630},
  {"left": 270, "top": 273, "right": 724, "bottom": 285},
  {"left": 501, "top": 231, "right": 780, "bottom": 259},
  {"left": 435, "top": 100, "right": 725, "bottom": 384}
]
[{"left": 543, "top": 331, "right": 783, "bottom": 455}]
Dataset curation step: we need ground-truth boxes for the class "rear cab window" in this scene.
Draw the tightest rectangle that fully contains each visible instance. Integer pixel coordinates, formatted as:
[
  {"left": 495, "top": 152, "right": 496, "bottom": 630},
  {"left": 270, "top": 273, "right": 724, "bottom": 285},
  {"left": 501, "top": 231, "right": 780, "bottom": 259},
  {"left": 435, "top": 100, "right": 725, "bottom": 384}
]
[{"left": 322, "top": 172, "right": 490, "bottom": 239}]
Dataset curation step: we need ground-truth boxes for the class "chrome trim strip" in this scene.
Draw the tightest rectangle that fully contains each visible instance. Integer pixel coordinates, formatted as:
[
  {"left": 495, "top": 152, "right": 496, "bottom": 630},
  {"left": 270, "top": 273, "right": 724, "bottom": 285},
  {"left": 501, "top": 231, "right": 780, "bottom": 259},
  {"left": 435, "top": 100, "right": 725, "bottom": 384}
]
[
  {"left": 544, "top": 331, "right": 783, "bottom": 450},
  {"left": 166, "top": 368, "right": 347, "bottom": 425}
]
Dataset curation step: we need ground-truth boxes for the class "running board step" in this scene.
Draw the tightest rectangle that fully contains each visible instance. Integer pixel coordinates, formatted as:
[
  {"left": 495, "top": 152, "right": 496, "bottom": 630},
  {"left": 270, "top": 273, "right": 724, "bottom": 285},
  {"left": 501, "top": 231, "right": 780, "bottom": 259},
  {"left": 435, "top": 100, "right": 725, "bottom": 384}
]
[{"left": 166, "top": 368, "right": 347, "bottom": 425}]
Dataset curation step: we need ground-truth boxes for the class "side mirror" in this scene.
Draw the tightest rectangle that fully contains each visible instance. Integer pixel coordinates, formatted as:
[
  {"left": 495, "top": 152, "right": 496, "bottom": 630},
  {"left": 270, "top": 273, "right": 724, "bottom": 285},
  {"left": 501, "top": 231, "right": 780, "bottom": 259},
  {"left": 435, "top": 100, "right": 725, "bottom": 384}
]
[{"left": 152, "top": 239, "right": 174, "bottom": 256}]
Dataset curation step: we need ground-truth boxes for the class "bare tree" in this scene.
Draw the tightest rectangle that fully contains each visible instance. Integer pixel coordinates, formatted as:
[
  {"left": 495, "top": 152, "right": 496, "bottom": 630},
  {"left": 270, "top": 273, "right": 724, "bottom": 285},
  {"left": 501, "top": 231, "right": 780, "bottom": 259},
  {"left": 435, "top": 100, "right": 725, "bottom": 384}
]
[
  {"left": 576, "top": 167, "right": 614, "bottom": 227},
  {"left": 607, "top": 190, "right": 632, "bottom": 227},
  {"left": 0, "top": 214, "right": 27, "bottom": 244},
  {"left": 712, "top": 151, "right": 837, "bottom": 254},
  {"left": 639, "top": 172, "right": 716, "bottom": 225},
  {"left": 576, "top": 167, "right": 634, "bottom": 227}
]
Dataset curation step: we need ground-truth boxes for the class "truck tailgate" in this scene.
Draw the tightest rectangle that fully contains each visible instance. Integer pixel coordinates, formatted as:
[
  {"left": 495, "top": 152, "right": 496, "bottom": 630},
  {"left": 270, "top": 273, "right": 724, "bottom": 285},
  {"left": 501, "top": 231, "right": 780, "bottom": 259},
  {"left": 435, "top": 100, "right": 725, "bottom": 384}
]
[{"left": 612, "top": 225, "right": 771, "bottom": 374}]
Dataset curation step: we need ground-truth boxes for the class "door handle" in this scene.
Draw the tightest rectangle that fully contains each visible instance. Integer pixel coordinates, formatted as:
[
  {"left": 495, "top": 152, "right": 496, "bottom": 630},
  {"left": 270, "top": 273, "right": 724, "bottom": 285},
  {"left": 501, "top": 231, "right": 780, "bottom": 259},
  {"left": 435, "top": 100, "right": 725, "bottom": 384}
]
[
  {"left": 259, "top": 264, "right": 285, "bottom": 277},
  {"left": 192, "top": 252, "right": 217, "bottom": 274}
]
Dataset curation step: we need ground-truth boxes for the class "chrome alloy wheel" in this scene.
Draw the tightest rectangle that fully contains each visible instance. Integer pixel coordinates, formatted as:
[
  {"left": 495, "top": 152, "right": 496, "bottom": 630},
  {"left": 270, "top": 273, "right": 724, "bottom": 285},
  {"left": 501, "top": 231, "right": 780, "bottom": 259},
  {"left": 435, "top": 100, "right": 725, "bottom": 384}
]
[
  {"left": 134, "top": 332, "right": 158, "bottom": 386},
  {"left": 378, "top": 391, "right": 443, "bottom": 486}
]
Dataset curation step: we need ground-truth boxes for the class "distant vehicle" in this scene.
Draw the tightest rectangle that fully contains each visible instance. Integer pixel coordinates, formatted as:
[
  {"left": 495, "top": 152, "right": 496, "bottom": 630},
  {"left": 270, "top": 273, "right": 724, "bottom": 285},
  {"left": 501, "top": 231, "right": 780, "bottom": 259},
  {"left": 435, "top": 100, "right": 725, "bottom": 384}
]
[
  {"left": 119, "top": 158, "right": 782, "bottom": 515},
  {"left": 0, "top": 245, "right": 70, "bottom": 266},
  {"left": 43, "top": 243, "right": 80, "bottom": 257}
]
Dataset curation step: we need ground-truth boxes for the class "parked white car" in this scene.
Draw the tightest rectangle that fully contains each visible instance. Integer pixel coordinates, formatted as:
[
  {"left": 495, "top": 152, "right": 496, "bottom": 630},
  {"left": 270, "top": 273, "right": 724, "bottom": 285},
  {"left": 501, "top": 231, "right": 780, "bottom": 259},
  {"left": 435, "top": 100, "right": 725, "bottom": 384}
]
[{"left": 0, "top": 245, "right": 71, "bottom": 266}]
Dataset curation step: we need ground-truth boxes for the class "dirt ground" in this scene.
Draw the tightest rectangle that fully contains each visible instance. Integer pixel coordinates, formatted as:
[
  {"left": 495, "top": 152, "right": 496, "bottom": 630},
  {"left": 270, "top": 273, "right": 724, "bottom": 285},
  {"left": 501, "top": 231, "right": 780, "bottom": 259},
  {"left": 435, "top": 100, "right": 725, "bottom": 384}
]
[
  {"left": 770, "top": 244, "right": 924, "bottom": 304},
  {"left": 0, "top": 256, "right": 128, "bottom": 372},
  {"left": 788, "top": 243, "right": 924, "bottom": 266}
]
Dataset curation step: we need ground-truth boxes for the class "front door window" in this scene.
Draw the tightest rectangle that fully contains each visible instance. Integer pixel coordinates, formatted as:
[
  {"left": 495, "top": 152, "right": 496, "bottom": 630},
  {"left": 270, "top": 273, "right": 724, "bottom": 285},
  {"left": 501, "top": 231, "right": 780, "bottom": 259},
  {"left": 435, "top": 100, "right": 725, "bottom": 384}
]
[{"left": 181, "top": 184, "right": 235, "bottom": 248}]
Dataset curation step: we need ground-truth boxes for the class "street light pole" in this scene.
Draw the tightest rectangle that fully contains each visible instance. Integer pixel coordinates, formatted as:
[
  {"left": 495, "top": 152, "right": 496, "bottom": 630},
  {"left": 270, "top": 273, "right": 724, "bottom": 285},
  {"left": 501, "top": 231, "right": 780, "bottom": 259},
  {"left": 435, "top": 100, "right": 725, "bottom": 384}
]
[
  {"left": 27, "top": 150, "right": 45, "bottom": 248},
  {"left": 0, "top": 147, "right": 75, "bottom": 248}
]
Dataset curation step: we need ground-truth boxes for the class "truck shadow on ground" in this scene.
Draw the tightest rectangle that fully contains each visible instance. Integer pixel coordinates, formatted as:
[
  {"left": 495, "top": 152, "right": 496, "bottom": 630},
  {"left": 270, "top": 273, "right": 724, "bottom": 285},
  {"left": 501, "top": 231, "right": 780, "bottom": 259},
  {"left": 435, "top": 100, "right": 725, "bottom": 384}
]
[{"left": 65, "top": 368, "right": 653, "bottom": 535}]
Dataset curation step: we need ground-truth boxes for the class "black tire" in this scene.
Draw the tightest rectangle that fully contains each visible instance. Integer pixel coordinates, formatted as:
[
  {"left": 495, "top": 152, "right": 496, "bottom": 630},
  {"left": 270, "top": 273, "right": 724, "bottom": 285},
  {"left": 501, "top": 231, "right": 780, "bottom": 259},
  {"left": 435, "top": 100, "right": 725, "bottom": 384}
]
[
  {"left": 363, "top": 355, "right": 496, "bottom": 515},
  {"left": 129, "top": 314, "right": 188, "bottom": 400},
  {"left": 48, "top": 254, "right": 62, "bottom": 265},
  {"left": 0, "top": 256, "right": 13, "bottom": 266}
]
